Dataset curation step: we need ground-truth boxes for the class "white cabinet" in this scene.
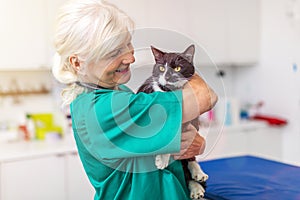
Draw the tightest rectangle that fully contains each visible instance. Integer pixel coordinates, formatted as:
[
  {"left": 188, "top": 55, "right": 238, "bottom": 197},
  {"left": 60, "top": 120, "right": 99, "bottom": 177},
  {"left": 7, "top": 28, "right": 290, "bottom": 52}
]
[
  {"left": 247, "top": 127, "right": 283, "bottom": 161},
  {"left": 201, "top": 127, "right": 248, "bottom": 160},
  {"left": 226, "top": 0, "right": 260, "bottom": 65},
  {"left": 0, "top": 152, "right": 94, "bottom": 200},
  {"left": 201, "top": 125, "right": 283, "bottom": 161},
  {"left": 65, "top": 153, "right": 94, "bottom": 200},
  {"left": 0, "top": 0, "right": 48, "bottom": 69},
  {"left": 186, "top": 0, "right": 260, "bottom": 66},
  {"left": 0, "top": 0, "right": 66, "bottom": 70},
  {"left": 0, "top": 155, "right": 66, "bottom": 200},
  {"left": 44, "top": 0, "right": 68, "bottom": 68},
  {"left": 108, "top": 0, "right": 260, "bottom": 66},
  {"left": 186, "top": 0, "right": 229, "bottom": 65},
  {"left": 0, "top": 0, "right": 260, "bottom": 69}
]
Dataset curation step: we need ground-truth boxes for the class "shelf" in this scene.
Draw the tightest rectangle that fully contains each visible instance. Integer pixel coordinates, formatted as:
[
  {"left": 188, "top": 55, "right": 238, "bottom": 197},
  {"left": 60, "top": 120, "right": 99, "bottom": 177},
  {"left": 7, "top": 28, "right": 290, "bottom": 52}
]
[{"left": 0, "top": 87, "right": 50, "bottom": 97}]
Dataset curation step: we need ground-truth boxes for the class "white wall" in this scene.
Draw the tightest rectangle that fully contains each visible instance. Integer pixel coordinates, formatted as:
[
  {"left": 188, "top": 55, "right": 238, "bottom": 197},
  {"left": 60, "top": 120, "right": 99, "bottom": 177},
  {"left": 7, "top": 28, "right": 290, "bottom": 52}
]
[{"left": 234, "top": 0, "right": 300, "bottom": 164}]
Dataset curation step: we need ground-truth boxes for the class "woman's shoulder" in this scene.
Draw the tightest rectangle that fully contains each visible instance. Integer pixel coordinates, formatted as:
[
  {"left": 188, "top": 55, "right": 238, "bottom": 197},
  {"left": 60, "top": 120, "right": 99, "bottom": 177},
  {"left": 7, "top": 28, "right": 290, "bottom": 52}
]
[{"left": 71, "top": 85, "right": 133, "bottom": 105}]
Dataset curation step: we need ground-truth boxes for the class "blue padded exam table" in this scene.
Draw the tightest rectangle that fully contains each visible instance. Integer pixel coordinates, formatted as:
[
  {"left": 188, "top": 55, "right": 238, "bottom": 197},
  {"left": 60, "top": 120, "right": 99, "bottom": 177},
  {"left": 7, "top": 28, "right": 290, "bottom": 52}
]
[{"left": 201, "top": 156, "right": 300, "bottom": 200}]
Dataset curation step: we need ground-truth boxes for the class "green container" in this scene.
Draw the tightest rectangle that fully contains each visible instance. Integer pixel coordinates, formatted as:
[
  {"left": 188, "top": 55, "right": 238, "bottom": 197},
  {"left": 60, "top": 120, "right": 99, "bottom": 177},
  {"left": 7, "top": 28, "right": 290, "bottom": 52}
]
[{"left": 28, "top": 113, "right": 63, "bottom": 140}]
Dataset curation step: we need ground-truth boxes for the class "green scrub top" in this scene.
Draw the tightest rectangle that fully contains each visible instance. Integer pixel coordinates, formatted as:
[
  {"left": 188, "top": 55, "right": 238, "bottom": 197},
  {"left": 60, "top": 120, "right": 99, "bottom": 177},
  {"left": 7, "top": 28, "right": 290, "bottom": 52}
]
[{"left": 70, "top": 85, "right": 190, "bottom": 200}]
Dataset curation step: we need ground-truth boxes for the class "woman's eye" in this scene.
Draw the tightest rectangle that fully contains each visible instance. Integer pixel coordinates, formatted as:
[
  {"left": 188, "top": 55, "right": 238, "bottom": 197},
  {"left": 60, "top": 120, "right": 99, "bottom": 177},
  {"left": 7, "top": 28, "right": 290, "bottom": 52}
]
[
  {"left": 159, "top": 66, "right": 165, "bottom": 72},
  {"left": 110, "top": 49, "right": 122, "bottom": 58},
  {"left": 174, "top": 66, "right": 181, "bottom": 72}
]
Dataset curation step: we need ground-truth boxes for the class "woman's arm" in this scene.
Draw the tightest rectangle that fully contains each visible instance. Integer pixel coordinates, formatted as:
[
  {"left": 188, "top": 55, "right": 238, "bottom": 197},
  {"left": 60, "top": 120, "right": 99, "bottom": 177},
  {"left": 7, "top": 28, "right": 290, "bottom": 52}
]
[
  {"left": 72, "top": 90, "right": 184, "bottom": 159},
  {"left": 182, "top": 74, "right": 218, "bottom": 123}
]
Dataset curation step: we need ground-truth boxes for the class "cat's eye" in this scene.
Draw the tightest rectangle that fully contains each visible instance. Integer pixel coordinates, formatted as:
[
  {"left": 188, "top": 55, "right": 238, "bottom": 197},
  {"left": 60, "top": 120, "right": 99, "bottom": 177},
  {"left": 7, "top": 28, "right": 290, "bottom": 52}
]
[
  {"left": 174, "top": 66, "right": 181, "bottom": 72},
  {"left": 159, "top": 66, "right": 165, "bottom": 72}
]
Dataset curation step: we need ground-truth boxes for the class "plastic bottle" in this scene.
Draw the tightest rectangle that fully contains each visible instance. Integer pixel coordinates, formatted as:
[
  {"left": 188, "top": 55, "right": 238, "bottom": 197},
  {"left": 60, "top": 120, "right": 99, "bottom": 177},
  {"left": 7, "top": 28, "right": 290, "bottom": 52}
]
[
  {"left": 26, "top": 114, "right": 36, "bottom": 140},
  {"left": 225, "top": 101, "right": 232, "bottom": 126}
]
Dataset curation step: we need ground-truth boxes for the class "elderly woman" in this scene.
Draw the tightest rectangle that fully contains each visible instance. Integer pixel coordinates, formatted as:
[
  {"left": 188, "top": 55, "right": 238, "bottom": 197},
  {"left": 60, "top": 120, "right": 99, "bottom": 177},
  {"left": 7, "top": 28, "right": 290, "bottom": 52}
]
[{"left": 52, "top": 0, "right": 217, "bottom": 199}]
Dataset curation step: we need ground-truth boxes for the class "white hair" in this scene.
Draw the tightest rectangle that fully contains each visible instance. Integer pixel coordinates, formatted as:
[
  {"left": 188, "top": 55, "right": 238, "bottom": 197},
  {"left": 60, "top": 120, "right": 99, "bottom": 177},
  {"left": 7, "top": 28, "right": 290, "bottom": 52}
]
[{"left": 52, "top": 0, "right": 134, "bottom": 105}]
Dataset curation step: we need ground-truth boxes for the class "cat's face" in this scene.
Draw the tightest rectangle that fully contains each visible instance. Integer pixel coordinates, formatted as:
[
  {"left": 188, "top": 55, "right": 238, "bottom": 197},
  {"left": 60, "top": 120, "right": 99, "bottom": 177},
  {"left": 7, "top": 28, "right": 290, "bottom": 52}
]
[{"left": 151, "top": 45, "right": 195, "bottom": 89}]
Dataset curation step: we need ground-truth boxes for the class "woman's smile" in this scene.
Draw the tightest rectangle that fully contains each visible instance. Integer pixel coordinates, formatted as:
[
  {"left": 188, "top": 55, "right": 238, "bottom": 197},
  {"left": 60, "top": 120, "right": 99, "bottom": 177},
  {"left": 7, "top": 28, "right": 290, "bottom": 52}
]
[{"left": 115, "top": 66, "right": 130, "bottom": 73}]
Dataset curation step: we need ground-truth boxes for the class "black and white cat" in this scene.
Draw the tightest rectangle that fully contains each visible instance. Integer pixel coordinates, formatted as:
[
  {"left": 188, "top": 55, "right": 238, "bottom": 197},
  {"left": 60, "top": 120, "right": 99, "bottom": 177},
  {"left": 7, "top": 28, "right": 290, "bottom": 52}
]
[{"left": 137, "top": 45, "right": 208, "bottom": 199}]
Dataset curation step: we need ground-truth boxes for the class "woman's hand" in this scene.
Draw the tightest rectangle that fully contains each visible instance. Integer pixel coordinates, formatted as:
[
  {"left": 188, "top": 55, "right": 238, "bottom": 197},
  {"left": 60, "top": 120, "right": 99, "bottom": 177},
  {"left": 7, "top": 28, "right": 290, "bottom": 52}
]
[{"left": 173, "top": 124, "right": 206, "bottom": 160}]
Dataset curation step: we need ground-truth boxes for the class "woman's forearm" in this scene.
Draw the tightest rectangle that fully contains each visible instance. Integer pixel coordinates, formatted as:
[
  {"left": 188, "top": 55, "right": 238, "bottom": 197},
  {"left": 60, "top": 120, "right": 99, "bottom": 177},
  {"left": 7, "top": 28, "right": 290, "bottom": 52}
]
[{"left": 182, "top": 74, "right": 218, "bottom": 123}]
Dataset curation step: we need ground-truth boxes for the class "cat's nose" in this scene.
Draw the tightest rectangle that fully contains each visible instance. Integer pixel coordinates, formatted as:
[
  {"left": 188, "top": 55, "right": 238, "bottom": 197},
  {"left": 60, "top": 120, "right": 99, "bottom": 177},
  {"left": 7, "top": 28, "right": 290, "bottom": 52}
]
[
  {"left": 165, "top": 75, "right": 172, "bottom": 81},
  {"left": 165, "top": 71, "right": 175, "bottom": 81}
]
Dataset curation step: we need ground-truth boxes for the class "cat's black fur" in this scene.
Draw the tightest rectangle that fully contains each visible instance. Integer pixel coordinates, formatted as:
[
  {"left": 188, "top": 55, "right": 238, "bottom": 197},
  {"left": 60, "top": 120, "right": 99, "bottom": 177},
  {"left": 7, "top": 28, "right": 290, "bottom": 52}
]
[{"left": 137, "top": 45, "right": 206, "bottom": 197}]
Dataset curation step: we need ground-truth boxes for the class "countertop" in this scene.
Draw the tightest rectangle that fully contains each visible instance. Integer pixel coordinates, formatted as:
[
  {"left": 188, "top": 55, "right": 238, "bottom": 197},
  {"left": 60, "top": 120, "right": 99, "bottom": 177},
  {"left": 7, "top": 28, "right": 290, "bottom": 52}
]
[
  {"left": 0, "top": 121, "right": 269, "bottom": 163},
  {"left": 0, "top": 134, "right": 77, "bottom": 162}
]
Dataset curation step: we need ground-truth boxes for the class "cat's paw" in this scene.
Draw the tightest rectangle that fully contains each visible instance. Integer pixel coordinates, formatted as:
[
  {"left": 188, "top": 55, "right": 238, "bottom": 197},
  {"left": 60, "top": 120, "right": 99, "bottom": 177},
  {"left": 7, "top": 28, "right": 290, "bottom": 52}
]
[
  {"left": 155, "top": 154, "right": 170, "bottom": 169},
  {"left": 193, "top": 171, "right": 209, "bottom": 183},
  {"left": 189, "top": 180, "right": 205, "bottom": 199},
  {"left": 188, "top": 161, "right": 209, "bottom": 182}
]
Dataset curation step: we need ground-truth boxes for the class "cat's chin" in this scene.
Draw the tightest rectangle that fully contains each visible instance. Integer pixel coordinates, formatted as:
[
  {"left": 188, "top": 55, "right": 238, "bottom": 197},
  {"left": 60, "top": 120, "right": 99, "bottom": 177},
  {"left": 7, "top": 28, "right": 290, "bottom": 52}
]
[
  {"left": 166, "top": 80, "right": 188, "bottom": 89},
  {"left": 157, "top": 83, "right": 187, "bottom": 91}
]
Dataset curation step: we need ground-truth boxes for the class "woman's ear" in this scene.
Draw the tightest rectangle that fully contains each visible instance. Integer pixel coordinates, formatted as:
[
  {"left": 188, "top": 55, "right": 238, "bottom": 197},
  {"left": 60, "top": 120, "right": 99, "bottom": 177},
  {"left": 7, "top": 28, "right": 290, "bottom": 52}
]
[{"left": 69, "top": 55, "right": 81, "bottom": 72}]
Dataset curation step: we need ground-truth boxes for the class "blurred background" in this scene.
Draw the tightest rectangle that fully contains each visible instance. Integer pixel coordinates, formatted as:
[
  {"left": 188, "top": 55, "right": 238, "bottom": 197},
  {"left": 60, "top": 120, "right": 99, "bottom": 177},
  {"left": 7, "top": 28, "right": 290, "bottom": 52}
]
[{"left": 0, "top": 0, "right": 299, "bottom": 199}]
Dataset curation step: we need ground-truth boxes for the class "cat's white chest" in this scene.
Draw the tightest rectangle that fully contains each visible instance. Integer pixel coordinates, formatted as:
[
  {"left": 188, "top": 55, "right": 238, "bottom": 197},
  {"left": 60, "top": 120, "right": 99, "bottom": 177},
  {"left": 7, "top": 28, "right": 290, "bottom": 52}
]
[{"left": 152, "top": 82, "right": 164, "bottom": 92}]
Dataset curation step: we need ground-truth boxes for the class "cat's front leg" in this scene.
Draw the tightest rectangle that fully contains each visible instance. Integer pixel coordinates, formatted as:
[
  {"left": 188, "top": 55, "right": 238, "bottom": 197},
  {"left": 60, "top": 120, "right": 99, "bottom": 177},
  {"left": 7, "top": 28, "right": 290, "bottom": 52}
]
[
  {"left": 155, "top": 154, "right": 170, "bottom": 169},
  {"left": 188, "top": 161, "right": 209, "bottom": 182},
  {"left": 188, "top": 180, "right": 205, "bottom": 199}
]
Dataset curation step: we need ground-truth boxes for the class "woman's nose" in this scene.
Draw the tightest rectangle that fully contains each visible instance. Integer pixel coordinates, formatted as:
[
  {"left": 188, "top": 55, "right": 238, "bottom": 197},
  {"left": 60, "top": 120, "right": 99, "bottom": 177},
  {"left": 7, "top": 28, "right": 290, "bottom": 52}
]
[{"left": 122, "top": 48, "right": 135, "bottom": 64}]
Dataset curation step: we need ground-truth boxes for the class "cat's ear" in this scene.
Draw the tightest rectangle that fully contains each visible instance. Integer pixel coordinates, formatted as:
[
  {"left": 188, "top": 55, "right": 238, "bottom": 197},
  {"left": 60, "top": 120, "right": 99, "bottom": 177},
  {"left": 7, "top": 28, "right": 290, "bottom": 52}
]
[
  {"left": 151, "top": 46, "right": 165, "bottom": 62},
  {"left": 183, "top": 44, "right": 195, "bottom": 63}
]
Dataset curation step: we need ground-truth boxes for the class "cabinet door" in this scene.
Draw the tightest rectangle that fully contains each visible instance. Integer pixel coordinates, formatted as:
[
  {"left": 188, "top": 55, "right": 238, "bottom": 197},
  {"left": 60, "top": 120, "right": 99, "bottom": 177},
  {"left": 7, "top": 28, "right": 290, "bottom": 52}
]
[
  {"left": 227, "top": 0, "right": 260, "bottom": 65},
  {"left": 44, "top": 0, "right": 68, "bottom": 67},
  {"left": 247, "top": 127, "right": 283, "bottom": 161},
  {"left": 0, "top": 155, "right": 65, "bottom": 200},
  {"left": 65, "top": 153, "right": 94, "bottom": 200},
  {"left": 188, "top": 0, "right": 260, "bottom": 66},
  {"left": 0, "top": 0, "right": 48, "bottom": 69},
  {"left": 202, "top": 129, "right": 248, "bottom": 160},
  {"left": 186, "top": 0, "right": 229, "bottom": 65},
  {"left": 109, "top": 0, "right": 259, "bottom": 66}
]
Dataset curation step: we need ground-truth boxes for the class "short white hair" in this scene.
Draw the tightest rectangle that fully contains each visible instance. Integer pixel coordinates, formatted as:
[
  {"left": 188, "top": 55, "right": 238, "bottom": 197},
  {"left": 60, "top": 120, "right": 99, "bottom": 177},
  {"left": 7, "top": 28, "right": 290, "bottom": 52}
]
[{"left": 52, "top": 0, "right": 134, "bottom": 105}]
